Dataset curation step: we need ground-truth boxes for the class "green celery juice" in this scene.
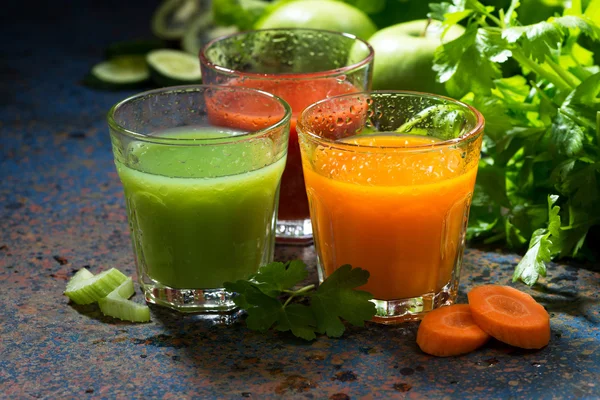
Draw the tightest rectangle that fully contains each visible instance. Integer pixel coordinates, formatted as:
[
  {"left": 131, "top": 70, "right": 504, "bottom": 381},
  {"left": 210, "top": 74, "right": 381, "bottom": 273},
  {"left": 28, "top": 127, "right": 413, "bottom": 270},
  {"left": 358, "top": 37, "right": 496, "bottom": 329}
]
[{"left": 115, "top": 127, "right": 285, "bottom": 289}]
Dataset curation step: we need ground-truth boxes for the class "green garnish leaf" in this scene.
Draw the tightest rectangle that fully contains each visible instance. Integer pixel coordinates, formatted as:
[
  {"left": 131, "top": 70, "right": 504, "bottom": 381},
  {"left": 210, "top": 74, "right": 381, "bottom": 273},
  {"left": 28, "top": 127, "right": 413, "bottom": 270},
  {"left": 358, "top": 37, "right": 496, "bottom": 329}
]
[
  {"left": 310, "top": 265, "right": 375, "bottom": 337},
  {"left": 433, "top": 0, "right": 600, "bottom": 285},
  {"left": 224, "top": 261, "right": 375, "bottom": 340},
  {"left": 275, "top": 303, "right": 317, "bottom": 341},
  {"left": 512, "top": 228, "right": 552, "bottom": 285},
  {"left": 429, "top": 1, "right": 473, "bottom": 27},
  {"left": 434, "top": 24, "right": 509, "bottom": 97},
  {"left": 250, "top": 260, "right": 308, "bottom": 297},
  {"left": 513, "top": 195, "right": 561, "bottom": 284},
  {"left": 547, "top": 112, "right": 586, "bottom": 157}
]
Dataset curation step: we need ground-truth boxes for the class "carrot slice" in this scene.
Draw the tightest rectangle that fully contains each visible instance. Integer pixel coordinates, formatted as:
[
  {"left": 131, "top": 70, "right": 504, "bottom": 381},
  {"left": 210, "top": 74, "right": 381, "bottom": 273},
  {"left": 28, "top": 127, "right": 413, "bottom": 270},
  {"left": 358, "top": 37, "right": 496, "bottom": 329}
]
[
  {"left": 416, "top": 304, "right": 491, "bottom": 357},
  {"left": 468, "top": 285, "right": 550, "bottom": 349}
]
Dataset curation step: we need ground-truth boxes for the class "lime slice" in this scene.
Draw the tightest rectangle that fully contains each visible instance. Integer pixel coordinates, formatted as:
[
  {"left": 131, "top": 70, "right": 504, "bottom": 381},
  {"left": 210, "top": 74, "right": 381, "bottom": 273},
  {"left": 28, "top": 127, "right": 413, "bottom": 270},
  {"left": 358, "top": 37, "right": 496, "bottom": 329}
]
[
  {"left": 86, "top": 56, "right": 150, "bottom": 90},
  {"left": 147, "top": 49, "right": 202, "bottom": 86},
  {"left": 98, "top": 278, "right": 151, "bottom": 323},
  {"left": 64, "top": 268, "right": 128, "bottom": 305}
]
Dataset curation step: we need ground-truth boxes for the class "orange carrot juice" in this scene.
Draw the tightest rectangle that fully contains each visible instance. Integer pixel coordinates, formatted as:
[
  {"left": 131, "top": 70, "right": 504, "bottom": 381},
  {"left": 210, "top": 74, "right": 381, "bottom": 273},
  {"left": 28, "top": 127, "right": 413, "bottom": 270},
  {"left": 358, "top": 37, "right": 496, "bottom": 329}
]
[{"left": 302, "top": 134, "right": 480, "bottom": 301}]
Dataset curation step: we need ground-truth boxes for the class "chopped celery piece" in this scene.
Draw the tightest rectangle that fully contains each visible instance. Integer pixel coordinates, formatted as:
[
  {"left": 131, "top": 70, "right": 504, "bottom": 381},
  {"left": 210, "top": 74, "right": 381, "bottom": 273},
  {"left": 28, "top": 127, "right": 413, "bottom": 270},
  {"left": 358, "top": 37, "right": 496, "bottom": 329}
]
[
  {"left": 64, "top": 268, "right": 128, "bottom": 305},
  {"left": 65, "top": 268, "right": 94, "bottom": 292},
  {"left": 98, "top": 278, "right": 151, "bottom": 323}
]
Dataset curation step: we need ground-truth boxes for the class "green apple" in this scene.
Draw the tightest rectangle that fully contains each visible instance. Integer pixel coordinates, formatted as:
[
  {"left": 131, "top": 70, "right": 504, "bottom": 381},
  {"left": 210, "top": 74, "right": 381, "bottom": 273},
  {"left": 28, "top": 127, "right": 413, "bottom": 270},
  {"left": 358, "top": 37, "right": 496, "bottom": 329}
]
[
  {"left": 369, "top": 19, "right": 465, "bottom": 94},
  {"left": 255, "top": 0, "right": 377, "bottom": 40}
]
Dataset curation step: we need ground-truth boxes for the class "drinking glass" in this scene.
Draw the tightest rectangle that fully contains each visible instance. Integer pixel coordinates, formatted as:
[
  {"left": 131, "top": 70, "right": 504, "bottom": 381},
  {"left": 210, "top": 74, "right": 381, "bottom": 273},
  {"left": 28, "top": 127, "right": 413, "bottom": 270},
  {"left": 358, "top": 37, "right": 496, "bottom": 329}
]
[
  {"left": 297, "top": 91, "right": 484, "bottom": 323},
  {"left": 108, "top": 85, "right": 291, "bottom": 312},
  {"left": 200, "top": 28, "right": 374, "bottom": 244}
]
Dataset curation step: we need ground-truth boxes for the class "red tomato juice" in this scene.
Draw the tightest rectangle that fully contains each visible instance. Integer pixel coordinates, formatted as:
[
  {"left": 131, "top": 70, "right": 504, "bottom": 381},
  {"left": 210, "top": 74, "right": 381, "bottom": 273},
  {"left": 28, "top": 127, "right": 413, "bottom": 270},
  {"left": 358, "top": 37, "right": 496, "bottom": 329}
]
[{"left": 230, "top": 78, "right": 358, "bottom": 220}]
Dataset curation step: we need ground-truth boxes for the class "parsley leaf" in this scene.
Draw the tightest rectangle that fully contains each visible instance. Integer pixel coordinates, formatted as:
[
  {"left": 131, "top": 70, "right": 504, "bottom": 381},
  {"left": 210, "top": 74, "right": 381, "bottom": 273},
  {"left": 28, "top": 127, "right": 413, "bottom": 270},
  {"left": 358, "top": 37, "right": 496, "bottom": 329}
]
[
  {"left": 512, "top": 228, "right": 552, "bottom": 285},
  {"left": 547, "top": 111, "right": 586, "bottom": 157},
  {"left": 310, "top": 265, "right": 374, "bottom": 337},
  {"left": 504, "top": 16, "right": 600, "bottom": 63},
  {"left": 513, "top": 195, "right": 561, "bottom": 284},
  {"left": 274, "top": 303, "right": 317, "bottom": 341},
  {"left": 429, "top": 0, "right": 473, "bottom": 28},
  {"left": 434, "top": 25, "right": 509, "bottom": 97},
  {"left": 224, "top": 261, "right": 376, "bottom": 340},
  {"left": 435, "top": 0, "right": 600, "bottom": 285},
  {"left": 249, "top": 260, "right": 308, "bottom": 297},
  {"left": 561, "top": 71, "right": 600, "bottom": 131}
]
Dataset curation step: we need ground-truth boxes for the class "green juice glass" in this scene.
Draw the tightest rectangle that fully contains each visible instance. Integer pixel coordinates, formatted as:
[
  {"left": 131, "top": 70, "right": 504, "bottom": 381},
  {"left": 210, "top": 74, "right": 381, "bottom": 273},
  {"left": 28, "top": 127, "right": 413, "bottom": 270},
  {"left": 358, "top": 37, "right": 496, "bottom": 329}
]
[{"left": 107, "top": 85, "right": 291, "bottom": 313}]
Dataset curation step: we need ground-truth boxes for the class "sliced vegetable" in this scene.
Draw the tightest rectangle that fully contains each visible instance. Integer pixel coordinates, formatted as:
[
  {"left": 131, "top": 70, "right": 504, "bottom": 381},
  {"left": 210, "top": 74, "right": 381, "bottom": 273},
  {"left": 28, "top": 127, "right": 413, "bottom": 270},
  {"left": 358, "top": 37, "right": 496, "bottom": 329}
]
[
  {"left": 152, "top": 0, "right": 205, "bottom": 40},
  {"left": 66, "top": 268, "right": 95, "bottom": 292},
  {"left": 98, "top": 278, "right": 151, "bottom": 323},
  {"left": 416, "top": 304, "right": 491, "bottom": 357},
  {"left": 468, "top": 285, "right": 550, "bottom": 349},
  {"left": 146, "top": 49, "right": 202, "bottom": 86},
  {"left": 64, "top": 268, "right": 128, "bottom": 305},
  {"left": 85, "top": 56, "right": 150, "bottom": 90}
]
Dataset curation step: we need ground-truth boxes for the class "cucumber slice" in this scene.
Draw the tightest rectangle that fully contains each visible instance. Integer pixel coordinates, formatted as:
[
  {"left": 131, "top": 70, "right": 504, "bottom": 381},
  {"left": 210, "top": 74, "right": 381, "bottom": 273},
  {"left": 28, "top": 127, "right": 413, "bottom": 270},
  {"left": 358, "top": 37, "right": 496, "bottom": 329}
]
[
  {"left": 64, "top": 268, "right": 128, "bottom": 305},
  {"left": 105, "top": 39, "right": 166, "bottom": 59},
  {"left": 98, "top": 278, "right": 151, "bottom": 323},
  {"left": 85, "top": 56, "right": 150, "bottom": 90},
  {"left": 146, "top": 49, "right": 202, "bottom": 86},
  {"left": 66, "top": 268, "right": 95, "bottom": 292},
  {"left": 152, "top": 0, "right": 205, "bottom": 40},
  {"left": 181, "top": 13, "right": 239, "bottom": 56}
]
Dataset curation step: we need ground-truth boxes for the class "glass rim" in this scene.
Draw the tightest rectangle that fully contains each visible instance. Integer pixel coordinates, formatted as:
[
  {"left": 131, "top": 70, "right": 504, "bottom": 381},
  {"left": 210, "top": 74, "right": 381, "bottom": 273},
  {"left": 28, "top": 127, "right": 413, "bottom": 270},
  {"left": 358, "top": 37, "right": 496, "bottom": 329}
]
[
  {"left": 296, "top": 90, "right": 485, "bottom": 152},
  {"left": 199, "top": 28, "right": 375, "bottom": 80},
  {"left": 107, "top": 84, "right": 292, "bottom": 146}
]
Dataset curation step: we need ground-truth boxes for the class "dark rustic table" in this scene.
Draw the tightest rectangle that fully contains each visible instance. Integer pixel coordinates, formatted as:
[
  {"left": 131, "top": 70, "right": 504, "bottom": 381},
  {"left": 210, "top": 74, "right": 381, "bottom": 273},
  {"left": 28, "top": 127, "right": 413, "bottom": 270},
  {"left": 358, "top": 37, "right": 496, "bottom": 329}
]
[{"left": 2, "top": 1, "right": 599, "bottom": 398}]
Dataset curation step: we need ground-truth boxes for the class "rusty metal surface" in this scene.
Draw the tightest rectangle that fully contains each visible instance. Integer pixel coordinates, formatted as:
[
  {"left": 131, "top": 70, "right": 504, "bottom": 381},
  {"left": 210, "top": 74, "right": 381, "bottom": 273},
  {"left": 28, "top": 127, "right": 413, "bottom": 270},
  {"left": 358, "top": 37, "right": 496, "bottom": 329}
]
[{"left": 1, "top": 2, "right": 599, "bottom": 398}]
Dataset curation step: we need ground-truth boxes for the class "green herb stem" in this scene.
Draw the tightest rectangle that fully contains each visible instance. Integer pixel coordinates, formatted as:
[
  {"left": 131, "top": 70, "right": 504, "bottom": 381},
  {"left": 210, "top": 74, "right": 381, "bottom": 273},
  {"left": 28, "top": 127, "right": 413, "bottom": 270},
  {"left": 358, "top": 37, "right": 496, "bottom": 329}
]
[
  {"left": 475, "top": 2, "right": 503, "bottom": 27},
  {"left": 596, "top": 112, "right": 600, "bottom": 146},
  {"left": 530, "top": 80, "right": 562, "bottom": 109},
  {"left": 560, "top": 108, "right": 596, "bottom": 130},
  {"left": 282, "top": 284, "right": 315, "bottom": 308},
  {"left": 483, "top": 231, "right": 506, "bottom": 244},
  {"left": 544, "top": 56, "right": 579, "bottom": 89},
  {"left": 512, "top": 48, "right": 572, "bottom": 92}
]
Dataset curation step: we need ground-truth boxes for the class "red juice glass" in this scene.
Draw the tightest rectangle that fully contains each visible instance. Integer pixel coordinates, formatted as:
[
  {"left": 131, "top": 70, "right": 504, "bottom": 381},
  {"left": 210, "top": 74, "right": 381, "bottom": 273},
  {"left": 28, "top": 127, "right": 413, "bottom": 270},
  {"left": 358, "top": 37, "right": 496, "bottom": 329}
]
[{"left": 200, "top": 28, "right": 374, "bottom": 244}]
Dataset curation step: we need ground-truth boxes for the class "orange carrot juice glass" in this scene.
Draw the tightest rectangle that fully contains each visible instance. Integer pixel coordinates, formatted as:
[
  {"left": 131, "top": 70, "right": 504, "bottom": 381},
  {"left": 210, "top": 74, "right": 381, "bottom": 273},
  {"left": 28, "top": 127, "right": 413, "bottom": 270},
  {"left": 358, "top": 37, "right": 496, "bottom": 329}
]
[
  {"left": 200, "top": 29, "right": 374, "bottom": 244},
  {"left": 297, "top": 91, "right": 484, "bottom": 323}
]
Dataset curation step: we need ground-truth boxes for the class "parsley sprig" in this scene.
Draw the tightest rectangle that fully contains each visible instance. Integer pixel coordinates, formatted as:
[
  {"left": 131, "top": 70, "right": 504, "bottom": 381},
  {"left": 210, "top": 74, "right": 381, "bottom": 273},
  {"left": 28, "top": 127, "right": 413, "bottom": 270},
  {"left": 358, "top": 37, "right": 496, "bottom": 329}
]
[
  {"left": 430, "top": 0, "right": 600, "bottom": 285},
  {"left": 224, "top": 261, "right": 376, "bottom": 340}
]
